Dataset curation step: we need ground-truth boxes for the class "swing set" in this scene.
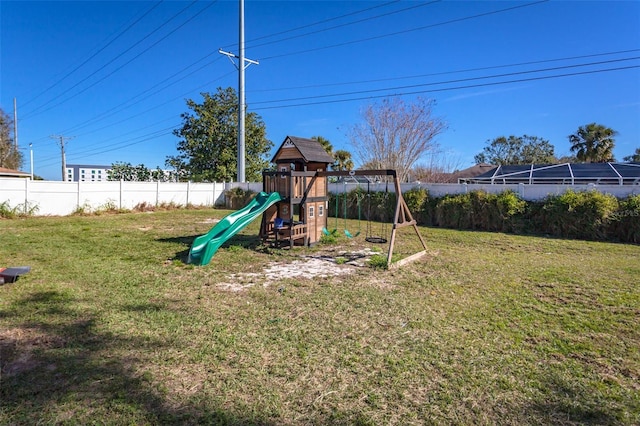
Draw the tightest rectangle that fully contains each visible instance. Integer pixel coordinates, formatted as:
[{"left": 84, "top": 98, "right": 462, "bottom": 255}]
[
  {"left": 318, "top": 169, "right": 428, "bottom": 269},
  {"left": 323, "top": 174, "right": 362, "bottom": 238}
]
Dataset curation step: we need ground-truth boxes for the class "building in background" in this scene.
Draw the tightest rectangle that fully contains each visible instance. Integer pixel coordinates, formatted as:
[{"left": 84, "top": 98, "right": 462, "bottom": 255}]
[
  {"left": 0, "top": 167, "right": 31, "bottom": 178},
  {"left": 65, "top": 164, "right": 111, "bottom": 182}
]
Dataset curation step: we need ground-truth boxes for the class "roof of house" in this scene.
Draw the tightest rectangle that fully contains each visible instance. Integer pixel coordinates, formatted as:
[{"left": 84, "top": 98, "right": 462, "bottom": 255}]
[
  {"left": 459, "top": 162, "right": 640, "bottom": 184},
  {"left": 0, "top": 167, "right": 30, "bottom": 178},
  {"left": 271, "top": 136, "right": 334, "bottom": 164},
  {"left": 451, "top": 163, "right": 496, "bottom": 180}
]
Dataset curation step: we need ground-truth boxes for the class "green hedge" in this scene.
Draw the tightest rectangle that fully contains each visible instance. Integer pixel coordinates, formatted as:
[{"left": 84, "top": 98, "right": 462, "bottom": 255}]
[{"left": 329, "top": 188, "right": 639, "bottom": 244}]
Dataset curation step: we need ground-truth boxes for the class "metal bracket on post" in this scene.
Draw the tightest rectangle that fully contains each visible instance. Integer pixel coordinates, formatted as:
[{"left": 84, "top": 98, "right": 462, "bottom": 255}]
[{"left": 218, "top": 49, "right": 259, "bottom": 70}]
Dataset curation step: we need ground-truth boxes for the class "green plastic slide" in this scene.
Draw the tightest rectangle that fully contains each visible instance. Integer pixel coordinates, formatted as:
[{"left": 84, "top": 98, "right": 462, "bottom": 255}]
[{"left": 187, "top": 191, "right": 282, "bottom": 266}]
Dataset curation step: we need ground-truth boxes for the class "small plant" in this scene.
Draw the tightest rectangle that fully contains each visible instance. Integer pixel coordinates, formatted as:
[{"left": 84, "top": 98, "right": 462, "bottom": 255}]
[
  {"left": 96, "top": 199, "right": 121, "bottom": 214},
  {"left": 367, "top": 254, "right": 388, "bottom": 269},
  {"left": 335, "top": 257, "right": 347, "bottom": 265},
  {"left": 71, "top": 202, "right": 93, "bottom": 216},
  {"left": 133, "top": 201, "right": 155, "bottom": 212},
  {"left": 0, "top": 200, "right": 17, "bottom": 219},
  {"left": 319, "top": 233, "right": 338, "bottom": 244},
  {"left": 158, "top": 201, "right": 182, "bottom": 210},
  {"left": 17, "top": 201, "right": 40, "bottom": 217}
]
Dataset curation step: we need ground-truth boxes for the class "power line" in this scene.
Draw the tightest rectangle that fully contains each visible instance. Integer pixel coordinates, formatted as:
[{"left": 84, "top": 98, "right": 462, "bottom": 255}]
[
  {"left": 25, "top": 50, "right": 638, "bottom": 157},
  {"left": 23, "top": 1, "right": 209, "bottom": 119},
  {"left": 249, "top": 49, "right": 640, "bottom": 93},
  {"left": 250, "top": 65, "right": 640, "bottom": 111},
  {"left": 250, "top": 56, "right": 640, "bottom": 106},
  {"left": 31, "top": 68, "right": 236, "bottom": 164},
  {"left": 60, "top": 55, "right": 223, "bottom": 135},
  {"left": 21, "top": 1, "right": 164, "bottom": 109},
  {"left": 32, "top": 62, "right": 639, "bottom": 170},
  {"left": 18, "top": 0, "right": 548, "bottom": 138},
  {"left": 242, "top": 1, "right": 440, "bottom": 52},
  {"left": 260, "top": 0, "right": 549, "bottom": 61},
  {"left": 223, "top": 0, "right": 402, "bottom": 49}
]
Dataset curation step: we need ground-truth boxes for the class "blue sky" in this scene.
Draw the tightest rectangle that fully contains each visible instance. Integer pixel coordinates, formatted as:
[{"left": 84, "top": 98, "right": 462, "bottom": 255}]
[{"left": 1, "top": 0, "right": 639, "bottom": 181}]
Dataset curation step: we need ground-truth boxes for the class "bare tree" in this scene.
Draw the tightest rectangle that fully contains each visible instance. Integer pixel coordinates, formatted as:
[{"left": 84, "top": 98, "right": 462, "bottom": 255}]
[
  {"left": 349, "top": 97, "right": 446, "bottom": 182},
  {"left": 0, "top": 107, "right": 23, "bottom": 170},
  {"left": 411, "top": 151, "right": 465, "bottom": 183}
]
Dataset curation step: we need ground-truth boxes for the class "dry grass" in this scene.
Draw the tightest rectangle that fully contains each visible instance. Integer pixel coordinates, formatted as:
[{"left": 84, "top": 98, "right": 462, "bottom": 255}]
[{"left": 1, "top": 209, "right": 638, "bottom": 424}]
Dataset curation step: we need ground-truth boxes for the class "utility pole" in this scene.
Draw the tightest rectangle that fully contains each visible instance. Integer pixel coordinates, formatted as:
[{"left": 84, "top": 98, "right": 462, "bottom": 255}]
[
  {"left": 13, "top": 98, "right": 18, "bottom": 150},
  {"left": 219, "top": 0, "right": 258, "bottom": 183},
  {"left": 50, "top": 135, "right": 74, "bottom": 181}
]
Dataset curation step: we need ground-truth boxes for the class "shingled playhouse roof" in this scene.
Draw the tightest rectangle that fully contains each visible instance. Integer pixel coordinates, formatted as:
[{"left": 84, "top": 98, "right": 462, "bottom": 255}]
[{"left": 271, "top": 136, "right": 334, "bottom": 164}]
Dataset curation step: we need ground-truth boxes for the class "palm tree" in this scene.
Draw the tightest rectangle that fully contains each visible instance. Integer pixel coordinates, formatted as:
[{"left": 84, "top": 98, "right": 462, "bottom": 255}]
[
  {"left": 623, "top": 148, "right": 640, "bottom": 162},
  {"left": 568, "top": 123, "right": 617, "bottom": 163},
  {"left": 311, "top": 136, "right": 333, "bottom": 156},
  {"left": 332, "top": 150, "right": 354, "bottom": 171}
]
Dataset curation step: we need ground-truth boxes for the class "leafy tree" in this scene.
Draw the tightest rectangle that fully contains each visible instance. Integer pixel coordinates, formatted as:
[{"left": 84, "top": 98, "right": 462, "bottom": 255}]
[
  {"left": 349, "top": 97, "right": 446, "bottom": 182},
  {"left": 0, "top": 107, "right": 23, "bottom": 170},
  {"left": 569, "top": 123, "right": 616, "bottom": 163},
  {"left": 623, "top": 148, "right": 640, "bottom": 162},
  {"left": 474, "top": 135, "right": 556, "bottom": 165},
  {"left": 333, "top": 149, "right": 354, "bottom": 171},
  {"left": 108, "top": 162, "right": 175, "bottom": 181},
  {"left": 556, "top": 154, "right": 579, "bottom": 164},
  {"left": 168, "top": 87, "right": 272, "bottom": 182}
]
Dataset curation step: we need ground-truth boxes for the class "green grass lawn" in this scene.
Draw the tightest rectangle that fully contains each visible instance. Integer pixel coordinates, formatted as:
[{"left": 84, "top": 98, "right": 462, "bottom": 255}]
[{"left": 1, "top": 209, "right": 639, "bottom": 425}]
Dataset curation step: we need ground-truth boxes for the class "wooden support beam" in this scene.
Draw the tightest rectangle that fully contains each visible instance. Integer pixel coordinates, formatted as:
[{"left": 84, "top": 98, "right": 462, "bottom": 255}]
[{"left": 389, "top": 250, "right": 428, "bottom": 269}]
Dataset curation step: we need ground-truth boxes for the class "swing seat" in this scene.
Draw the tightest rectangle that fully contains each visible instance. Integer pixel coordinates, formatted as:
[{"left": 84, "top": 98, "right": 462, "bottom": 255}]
[
  {"left": 322, "top": 227, "right": 337, "bottom": 236},
  {"left": 344, "top": 229, "right": 360, "bottom": 239},
  {"left": 365, "top": 236, "right": 387, "bottom": 244}
]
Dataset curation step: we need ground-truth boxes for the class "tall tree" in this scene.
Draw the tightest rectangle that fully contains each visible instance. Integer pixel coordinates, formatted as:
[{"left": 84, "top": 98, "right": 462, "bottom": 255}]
[
  {"left": 349, "top": 97, "right": 446, "bottom": 182},
  {"left": 168, "top": 88, "right": 273, "bottom": 182},
  {"left": 474, "top": 135, "right": 556, "bottom": 165},
  {"left": 0, "top": 107, "right": 23, "bottom": 170},
  {"left": 623, "top": 148, "right": 640, "bottom": 162},
  {"left": 569, "top": 123, "right": 616, "bottom": 163}
]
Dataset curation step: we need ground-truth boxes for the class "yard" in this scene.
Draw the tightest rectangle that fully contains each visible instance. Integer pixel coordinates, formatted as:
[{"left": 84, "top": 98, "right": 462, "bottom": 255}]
[{"left": 1, "top": 208, "right": 638, "bottom": 425}]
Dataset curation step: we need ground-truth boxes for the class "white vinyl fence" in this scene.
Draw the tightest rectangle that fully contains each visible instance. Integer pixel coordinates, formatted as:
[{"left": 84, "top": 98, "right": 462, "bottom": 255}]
[{"left": 1, "top": 178, "right": 638, "bottom": 216}]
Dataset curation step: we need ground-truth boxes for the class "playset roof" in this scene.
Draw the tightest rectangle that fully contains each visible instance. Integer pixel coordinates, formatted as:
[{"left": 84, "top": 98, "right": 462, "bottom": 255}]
[{"left": 271, "top": 136, "right": 334, "bottom": 164}]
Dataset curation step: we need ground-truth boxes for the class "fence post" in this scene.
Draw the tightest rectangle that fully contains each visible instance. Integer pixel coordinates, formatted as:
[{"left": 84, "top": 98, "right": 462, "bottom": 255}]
[
  {"left": 519, "top": 183, "right": 525, "bottom": 199},
  {"left": 186, "top": 181, "right": 191, "bottom": 207},
  {"left": 119, "top": 179, "right": 123, "bottom": 209},
  {"left": 77, "top": 180, "right": 81, "bottom": 211},
  {"left": 24, "top": 178, "right": 29, "bottom": 214},
  {"left": 156, "top": 180, "right": 160, "bottom": 207},
  {"left": 223, "top": 181, "right": 226, "bottom": 206}
]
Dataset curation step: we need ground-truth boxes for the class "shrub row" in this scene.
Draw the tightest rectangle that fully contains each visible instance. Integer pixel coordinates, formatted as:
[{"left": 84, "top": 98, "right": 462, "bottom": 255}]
[{"left": 332, "top": 188, "right": 640, "bottom": 244}]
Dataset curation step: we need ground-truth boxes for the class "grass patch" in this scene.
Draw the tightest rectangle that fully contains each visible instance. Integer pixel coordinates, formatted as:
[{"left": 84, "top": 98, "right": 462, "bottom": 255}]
[{"left": 1, "top": 211, "right": 638, "bottom": 424}]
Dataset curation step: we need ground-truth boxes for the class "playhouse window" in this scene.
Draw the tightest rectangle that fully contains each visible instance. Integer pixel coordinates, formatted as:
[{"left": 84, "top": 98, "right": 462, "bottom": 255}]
[
  {"left": 318, "top": 205, "right": 324, "bottom": 216},
  {"left": 280, "top": 166, "right": 287, "bottom": 179},
  {"left": 309, "top": 206, "right": 314, "bottom": 218}
]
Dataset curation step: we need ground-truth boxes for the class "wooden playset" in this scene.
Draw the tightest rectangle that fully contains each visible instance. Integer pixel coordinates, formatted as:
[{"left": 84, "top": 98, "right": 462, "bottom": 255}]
[{"left": 260, "top": 136, "right": 427, "bottom": 268}]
